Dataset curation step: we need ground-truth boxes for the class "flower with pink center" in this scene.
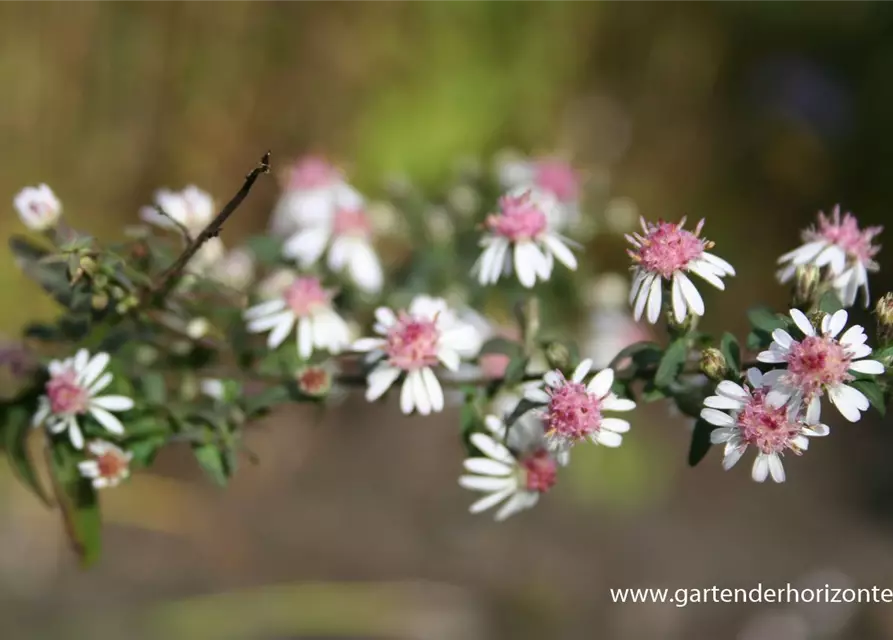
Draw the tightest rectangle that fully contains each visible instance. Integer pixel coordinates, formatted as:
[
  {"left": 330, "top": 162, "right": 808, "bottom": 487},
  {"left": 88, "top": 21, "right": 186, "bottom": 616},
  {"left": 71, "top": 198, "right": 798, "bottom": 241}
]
[
  {"left": 353, "top": 295, "right": 482, "bottom": 416},
  {"left": 459, "top": 415, "right": 559, "bottom": 521},
  {"left": 78, "top": 440, "right": 134, "bottom": 489},
  {"left": 473, "top": 188, "right": 577, "bottom": 288},
  {"left": 244, "top": 274, "right": 350, "bottom": 359},
  {"left": 757, "top": 309, "right": 884, "bottom": 423},
  {"left": 14, "top": 184, "right": 62, "bottom": 231},
  {"left": 269, "top": 156, "right": 363, "bottom": 236},
  {"left": 32, "top": 350, "right": 134, "bottom": 450},
  {"left": 523, "top": 359, "right": 636, "bottom": 454},
  {"left": 497, "top": 155, "right": 581, "bottom": 229},
  {"left": 777, "top": 205, "right": 882, "bottom": 308},
  {"left": 283, "top": 202, "right": 383, "bottom": 294},
  {"left": 702, "top": 368, "right": 831, "bottom": 483},
  {"left": 140, "top": 185, "right": 215, "bottom": 235},
  {"left": 627, "top": 216, "right": 735, "bottom": 325}
]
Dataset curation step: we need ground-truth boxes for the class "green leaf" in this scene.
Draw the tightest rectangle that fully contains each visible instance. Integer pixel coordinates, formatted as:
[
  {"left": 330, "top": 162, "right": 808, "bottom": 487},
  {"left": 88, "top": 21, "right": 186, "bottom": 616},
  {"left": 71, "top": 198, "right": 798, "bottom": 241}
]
[
  {"left": 818, "top": 290, "right": 843, "bottom": 314},
  {"left": 126, "top": 435, "right": 167, "bottom": 467},
  {"left": 641, "top": 383, "right": 667, "bottom": 403},
  {"left": 460, "top": 393, "right": 483, "bottom": 456},
  {"left": 747, "top": 306, "right": 787, "bottom": 333},
  {"left": 502, "top": 355, "right": 529, "bottom": 386},
  {"left": 245, "top": 235, "right": 284, "bottom": 266},
  {"left": 655, "top": 339, "right": 688, "bottom": 388},
  {"left": 480, "top": 337, "right": 523, "bottom": 357},
  {"left": 50, "top": 444, "right": 102, "bottom": 567},
  {"left": 850, "top": 379, "right": 887, "bottom": 417},
  {"left": 140, "top": 373, "right": 167, "bottom": 405},
  {"left": 720, "top": 333, "right": 742, "bottom": 376},
  {"left": 608, "top": 341, "right": 662, "bottom": 372},
  {"left": 244, "top": 385, "right": 291, "bottom": 417},
  {"left": 688, "top": 418, "right": 716, "bottom": 467},
  {"left": 193, "top": 443, "right": 228, "bottom": 486},
  {"left": 873, "top": 345, "right": 893, "bottom": 365},
  {"left": 3, "top": 404, "right": 53, "bottom": 505},
  {"left": 746, "top": 329, "right": 772, "bottom": 352},
  {"left": 10, "top": 236, "right": 92, "bottom": 312}
]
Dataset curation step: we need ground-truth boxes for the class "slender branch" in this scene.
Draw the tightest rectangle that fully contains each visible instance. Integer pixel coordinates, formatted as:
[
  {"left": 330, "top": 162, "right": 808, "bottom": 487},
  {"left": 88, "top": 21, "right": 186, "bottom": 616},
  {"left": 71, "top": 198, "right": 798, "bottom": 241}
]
[
  {"left": 148, "top": 152, "right": 271, "bottom": 302},
  {"left": 153, "top": 204, "right": 194, "bottom": 245}
]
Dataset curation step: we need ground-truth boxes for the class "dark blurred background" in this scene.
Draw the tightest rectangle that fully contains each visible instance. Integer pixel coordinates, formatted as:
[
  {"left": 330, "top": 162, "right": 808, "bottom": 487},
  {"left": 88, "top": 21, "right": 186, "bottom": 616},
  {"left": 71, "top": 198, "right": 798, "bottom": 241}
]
[{"left": 2, "top": 3, "right": 893, "bottom": 639}]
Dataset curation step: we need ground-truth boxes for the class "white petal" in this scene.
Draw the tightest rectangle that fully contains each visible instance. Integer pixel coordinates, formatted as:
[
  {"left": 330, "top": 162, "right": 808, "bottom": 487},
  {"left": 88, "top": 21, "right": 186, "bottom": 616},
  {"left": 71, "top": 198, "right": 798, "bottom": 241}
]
[
  {"left": 711, "top": 427, "right": 736, "bottom": 444},
  {"left": 347, "top": 241, "right": 384, "bottom": 293},
  {"left": 703, "top": 395, "right": 743, "bottom": 410},
  {"left": 671, "top": 274, "right": 687, "bottom": 324},
  {"left": 524, "top": 388, "right": 550, "bottom": 403},
  {"left": 646, "top": 275, "right": 662, "bottom": 324},
  {"left": 89, "top": 372, "right": 113, "bottom": 395},
  {"left": 78, "top": 461, "right": 99, "bottom": 478},
  {"left": 365, "top": 365, "right": 401, "bottom": 402},
  {"left": 701, "top": 252, "right": 736, "bottom": 276},
  {"left": 771, "top": 329, "right": 794, "bottom": 349},
  {"left": 437, "top": 347, "right": 460, "bottom": 372},
  {"left": 541, "top": 234, "right": 577, "bottom": 270},
  {"left": 601, "top": 396, "right": 635, "bottom": 412},
  {"left": 587, "top": 368, "right": 614, "bottom": 398},
  {"left": 745, "top": 368, "right": 763, "bottom": 388},
  {"left": 374, "top": 307, "right": 397, "bottom": 330},
  {"left": 410, "top": 370, "right": 432, "bottom": 416},
  {"left": 469, "top": 433, "right": 514, "bottom": 464},
  {"left": 828, "top": 385, "right": 867, "bottom": 422},
  {"left": 247, "top": 310, "right": 294, "bottom": 333},
  {"left": 68, "top": 421, "right": 85, "bottom": 450},
  {"left": 461, "top": 476, "right": 515, "bottom": 493},
  {"left": 839, "top": 325, "right": 866, "bottom": 346},
  {"left": 90, "top": 395, "right": 134, "bottom": 412},
  {"left": 767, "top": 454, "right": 786, "bottom": 483},
  {"left": 464, "top": 458, "right": 513, "bottom": 476},
  {"left": 687, "top": 261, "right": 726, "bottom": 289},
  {"left": 494, "top": 492, "right": 532, "bottom": 521},
  {"left": 805, "top": 395, "right": 822, "bottom": 424},
  {"left": 629, "top": 269, "right": 647, "bottom": 306},
  {"left": 595, "top": 430, "right": 623, "bottom": 447},
  {"left": 633, "top": 274, "right": 653, "bottom": 321},
  {"left": 90, "top": 407, "right": 125, "bottom": 434},
  {"left": 244, "top": 298, "right": 287, "bottom": 320},
  {"left": 399, "top": 376, "right": 415, "bottom": 414},
  {"left": 722, "top": 442, "right": 747, "bottom": 470},
  {"left": 74, "top": 349, "right": 89, "bottom": 374},
  {"left": 752, "top": 454, "right": 770, "bottom": 482},
  {"left": 420, "top": 367, "right": 444, "bottom": 413},
  {"left": 757, "top": 350, "right": 787, "bottom": 364},
  {"left": 848, "top": 343, "right": 872, "bottom": 359},
  {"left": 717, "top": 380, "right": 749, "bottom": 401},
  {"left": 571, "top": 359, "right": 593, "bottom": 383},
  {"left": 514, "top": 242, "right": 538, "bottom": 288},
  {"left": 700, "top": 408, "right": 735, "bottom": 427},
  {"left": 80, "top": 352, "right": 110, "bottom": 388},
  {"left": 826, "top": 309, "right": 848, "bottom": 338},
  {"left": 601, "top": 418, "right": 630, "bottom": 433},
  {"left": 803, "top": 423, "right": 830, "bottom": 437},
  {"left": 849, "top": 359, "right": 884, "bottom": 375},
  {"left": 353, "top": 337, "right": 386, "bottom": 352},
  {"left": 790, "top": 308, "right": 815, "bottom": 336},
  {"left": 676, "top": 272, "right": 705, "bottom": 316},
  {"left": 468, "top": 487, "right": 514, "bottom": 513},
  {"left": 297, "top": 317, "right": 313, "bottom": 358},
  {"left": 282, "top": 227, "right": 329, "bottom": 266}
]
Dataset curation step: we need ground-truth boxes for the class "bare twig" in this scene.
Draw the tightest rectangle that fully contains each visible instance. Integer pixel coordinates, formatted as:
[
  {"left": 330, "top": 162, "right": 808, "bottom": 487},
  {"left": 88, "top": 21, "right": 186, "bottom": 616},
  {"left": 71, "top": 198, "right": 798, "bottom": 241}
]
[
  {"left": 153, "top": 204, "right": 194, "bottom": 245},
  {"left": 148, "top": 152, "right": 271, "bottom": 302}
]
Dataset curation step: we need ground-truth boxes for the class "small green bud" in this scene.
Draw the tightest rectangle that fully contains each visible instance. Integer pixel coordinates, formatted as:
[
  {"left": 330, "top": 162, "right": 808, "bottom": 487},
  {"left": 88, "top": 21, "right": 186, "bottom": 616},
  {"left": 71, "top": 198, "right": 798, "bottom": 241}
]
[
  {"left": 92, "top": 273, "right": 109, "bottom": 289},
  {"left": 699, "top": 347, "right": 728, "bottom": 381},
  {"left": 876, "top": 292, "right": 893, "bottom": 346},
  {"left": 792, "top": 264, "right": 821, "bottom": 308},
  {"left": 545, "top": 342, "right": 571, "bottom": 370},
  {"left": 79, "top": 256, "right": 98, "bottom": 276},
  {"left": 91, "top": 293, "right": 109, "bottom": 310},
  {"left": 110, "top": 286, "right": 126, "bottom": 300}
]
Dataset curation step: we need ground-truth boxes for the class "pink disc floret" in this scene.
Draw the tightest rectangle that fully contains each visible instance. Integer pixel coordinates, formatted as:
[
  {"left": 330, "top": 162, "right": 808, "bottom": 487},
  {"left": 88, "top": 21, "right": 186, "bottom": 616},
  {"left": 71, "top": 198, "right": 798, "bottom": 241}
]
[
  {"left": 284, "top": 277, "right": 332, "bottom": 317},
  {"left": 627, "top": 218, "right": 709, "bottom": 279},
  {"left": 545, "top": 374, "right": 603, "bottom": 444},
  {"left": 46, "top": 369, "right": 89, "bottom": 415},
  {"left": 385, "top": 312, "right": 441, "bottom": 371},
  {"left": 806, "top": 206, "right": 882, "bottom": 264},
  {"left": 737, "top": 388, "right": 804, "bottom": 455},
  {"left": 96, "top": 449, "right": 129, "bottom": 480},
  {"left": 784, "top": 335, "right": 853, "bottom": 397},
  {"left": 534, "top": 159, "right": 578, "bottom": 203},
  {"left": 286, "top": 157, "right": 340, "bottom": 190},
  {"left": 333, "top": 206, "right": 372, "bottom": 238},
  {"left": 486, "top": 192, "right": 548, "bottom": 242},
  {"left": 521, "top": 450, "right": 558, "bottom": 493}
]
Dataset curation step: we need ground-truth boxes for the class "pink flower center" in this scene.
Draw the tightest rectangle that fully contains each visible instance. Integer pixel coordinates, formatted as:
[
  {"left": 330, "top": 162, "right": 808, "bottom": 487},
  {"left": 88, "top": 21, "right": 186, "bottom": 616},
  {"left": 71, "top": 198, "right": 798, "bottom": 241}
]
[
  {"left": 521, "top": 450, "right": 558, "bottom": 493},
  {"left": 284, "top": 277, "right": 331, "bottom": 317},
  {"left": 486, "top": 193, "right": 548, "bottom": 241},
  {"left": 806, "top": 208, "right": 882, "bottom": 264},
  {"left": 46, "top": 369, "right": 89, "bottom": 415},
  {"left": 297, "top": 366, "right": 331, "bottom": 396},
  {"left": 534, "top": 160, "right": 578, "bottom": 203},
  {"left": 333, "top": 207, "right": 372, "bottom": 238},
  {"left": 737, "top": 389, "right": 803, "bottom": 455},
  {"left": 784, "top": 335, "right": 853, "bottom": 397},
  {"left": 546, "top": 378, "right": 603, "bottom": 445},
  {"left": 385, "top": 313, "right": 441, "bottom": 371},
  {"left": 287, "top": 157, "right": 340, "bottom": 190},
  {"left": 96, "top": 451, "right": 129, "bottom": 479},
  {"left": 628, "top": 220, "right": 708, "bottom": 279}
]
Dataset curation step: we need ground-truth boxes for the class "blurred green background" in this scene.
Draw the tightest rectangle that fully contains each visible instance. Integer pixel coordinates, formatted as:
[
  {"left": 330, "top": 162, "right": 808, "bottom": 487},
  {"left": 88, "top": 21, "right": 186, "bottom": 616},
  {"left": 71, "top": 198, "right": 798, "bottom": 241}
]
[{"left": 3, "top": 2, "right": 893, "bottom": 639}]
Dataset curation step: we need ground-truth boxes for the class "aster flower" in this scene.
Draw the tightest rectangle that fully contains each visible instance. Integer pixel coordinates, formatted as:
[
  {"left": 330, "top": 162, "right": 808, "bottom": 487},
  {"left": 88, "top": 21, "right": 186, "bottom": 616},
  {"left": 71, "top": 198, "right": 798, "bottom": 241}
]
[
  {"left": 244, "top": 275, "right": 350, "bottom": 359},
  {"left": 497, "top": 156, "right": 580, "bottom": 229},
  {"left": 459, "top": 415, "right": 558, "bottom": 521},
  {"left": 627, "top": 217, "right": 735, "bottom": 324},
  {"left": 353, "top": 295, "right": 482, "bottom": 416},
  {"left": 701, "top": 368, "right": 830, "bottom": 483},
  {"left": 282, "top": 201, "right": 384, "bottom": 294},
  {"left": 211, "top": 248, "right": 256, "bottom": 293},
  {"left": 757, "top": 309, "right": 884, "bottom": 423},
  {"left": 77, "top": 440, "right": 133, "bottom": 489},
  {"left": 523, "top": 358, "right": 636, "bottom": 454},
  {"left": 269, "top": 157, "right": 363, "bottom": 236},
  {"left": 777, "top": 206, "right": 882, "bottom": 308},
  {"left": 472, "top": 188, "right": 577, "bottom": 288},
  {"left": 14, "top": 184, "right": 62, "bottom": 231},
  {"left": 140, "top": 185, "right": 215, "bottom": 236},
  {"left": 32, "top": 350, "right": 135, "bottom": 450}
]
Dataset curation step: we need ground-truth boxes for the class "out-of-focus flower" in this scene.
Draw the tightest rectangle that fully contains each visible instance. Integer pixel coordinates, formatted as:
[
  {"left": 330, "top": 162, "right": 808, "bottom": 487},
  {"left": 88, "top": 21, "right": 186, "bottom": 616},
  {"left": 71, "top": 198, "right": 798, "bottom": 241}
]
[
  {"left": 140, "top": 186, "right": 215, "bottom": 235},
  {"left": 14, "top": 184, "right": 62, "bottom": 231},
  {"left": 524, "top": 359, "right": 635, "bottom": 455},
  {"left": 269, "top": 156, "right": 363, "bottom": 236},
  {"left": 497, "top": 155, "right": 580, "bottom": 229},
  {"left": 702, "top": 368, "right": 830, "bottom": 483},
  {"left": 185, "top": 318, "right": 211, "bottom": 340},
  {"left": 757, "top": 309, "right": 883, "bottom": 423},
  {"left": 212, "top": 248, "right": 256, "bottom": 292},
  {"left": 353, "top": 296, "right": 481, "bottom": 415},
  {"left": 459, "top": 415, "right": 558, "bottom": 521},
  {"left": 256, "top": 268, "right": 299, "bottom": 300},
  {"left": 200, "top": 378, "right": 226, "bottom": 401},
  {"left": 283, "top": 202, "right": 383, "bottom": 294},
  {"left": 585, "top": 273, "right": 652, "bottom": 368},
  {"left": 296, "top": 364, "right": 333, "bottom": 398},
  {"left": 244, "top": 275, "right": 350, "bottom": 359},
  {"left": 876, "top": 292, "right": 893, "bottom": 346},
  {"left": 777, "top": 206, "right": 882, "bottom": 308},
  {"left": 33, "top": 350, "right": 134, "bottom": 450},
  {"left": 473, "top": 188, "right": 577, "bottom": 289},
  {"left": 627, "top": 217, "right": 735, "bottom": 324},
  {"left": 77, "top": 440, "right": 133, "bottom": 489}
]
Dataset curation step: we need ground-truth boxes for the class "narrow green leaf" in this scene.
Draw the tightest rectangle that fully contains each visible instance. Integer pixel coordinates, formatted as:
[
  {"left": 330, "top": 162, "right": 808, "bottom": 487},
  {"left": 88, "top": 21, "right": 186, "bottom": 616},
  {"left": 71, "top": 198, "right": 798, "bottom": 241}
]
[
  {"left": 244, "top": 385, "right": 291, "bottom": 417},
  {"left": 655, "top": 339, "right": 688, "bottom": 388},
  {"left": 688, "top": 418, "right": 716, "bottom": 467},
  {"left": 747, "top": 306, "right": 787, "bottom": 333},
  {"left": 746, "top": 329, "right": 772, "bottom": 352},
  {"left": 3, "top": 404, "right": 53, "bottom": 505},
  {"left": 818, "top": 291, "right": 844, "bottom": 314},
  {"left": 502, "top": 355, "right": 529, "bottom": 386},
  {"left": 480, "top": 337, "right": 523, "bottom": 357},
  {"left": 193, "top": 443, "right": 228, "bottom": 486},
  {"left": 850, "top": 379, "right": 887, "bottom": 417},
  {"left": 873, "top": 346, "right": 893, "bottom": 365},
  {"left": 608, "top": 341, "right": 662, "bottom": 372},
  {"left": 126, "top": 435, "right": 167, "bottom": 467},
  {"left": 720, "top": 333, "right": 742, "bottom": 376},
  {"left": 50, "top": 444, "right": 102, "bottom": 567}
]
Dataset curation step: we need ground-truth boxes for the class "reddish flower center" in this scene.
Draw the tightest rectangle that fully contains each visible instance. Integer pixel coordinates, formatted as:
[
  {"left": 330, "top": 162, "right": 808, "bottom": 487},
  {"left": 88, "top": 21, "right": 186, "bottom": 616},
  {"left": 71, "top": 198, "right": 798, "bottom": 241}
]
[
  {"left": 297, "top": 366, "right": 331, "bottom": 396},
  {"left": 96, "top": 451, "right": 129, "bottom": 479},
  {"left": 534, "top": 160, "right": 578, "bottom": 203},
  {"left": 486, "top": 193, "right": 548, "bottom": 241},
  {"left": 284, "top": 277, "right": 331, "bottom": 317},
  {"left": 806, "top": 208, "right": 882, "bottom": 264},
  {"left": 46, "top": 369, "right": 89, "bottom": 415},
  {"left": 287, "top": 157, "right": 339, "bottom": 190},
  {"left": 737, "top": 389, "right": 803, "bottom": 455},
  {"left": 521, "top": 450, "right": 558, "bottom": 493},
  {"left": 629, "top": 220, "right": 707, "bottom": 279},
  {"left": 785, "top": 335, "right": 853, "bottom": 396},
  {"left": 385, "top": 313, "right": 441, "bottom": 370},
  {"left": 333, "top": 207, "right": 372, "bottom": 238},
  {"left": 546, "top": 379, "right": 603, "bottom": 444}
]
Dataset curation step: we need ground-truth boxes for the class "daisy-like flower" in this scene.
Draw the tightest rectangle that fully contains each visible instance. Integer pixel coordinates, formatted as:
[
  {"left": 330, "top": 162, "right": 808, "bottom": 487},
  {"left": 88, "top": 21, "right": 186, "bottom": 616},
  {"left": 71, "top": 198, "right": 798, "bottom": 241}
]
[
  {"left": 472, "top": 188, "right": 577, "bottom": 288},
  {"left": 627, "top": 217, "right": 735, "bottom": 324},
  {"left": 701, "top": 368, "right": 830, "bottom": 483},
  {"left": 459, "top": 414, "right": 558, "bottom": 521},
  {"left": 283, "top": 202, "right": 384, "bottom": 294},
  {"left": 269, "top": 156, "right": 363, "bottom": 236},
  {"left": 14, "top": 184, "right": 62, "bottom": 231},
  {"left": 140, "top": 186, "right": 215, "bottom": 236},
  {"left": 244, "top": 275, "right": 350, "bottom": 359},
  {"left": 497, "top": 156, "right": 580, "bottom": 229},
  {"left": 757, "top": 308, "right": 884, "bottom": 422},
  {"left": 523, "top": 358, "right": 636, "bottom": 454},
  {"left": 777, "top": 206, "right": 882, "bottom": 308},
  {"left": 211, "top": 248, "right": 256, "bottom": 293},
  {"left": 32, "top": 350, "right": 134, "bottom": 450},
  {"left": 353, "top": 295, "right": 482, "bottom": 415},
  {"left": 77, "top": 440, "right": 133, "bottom": 489}
]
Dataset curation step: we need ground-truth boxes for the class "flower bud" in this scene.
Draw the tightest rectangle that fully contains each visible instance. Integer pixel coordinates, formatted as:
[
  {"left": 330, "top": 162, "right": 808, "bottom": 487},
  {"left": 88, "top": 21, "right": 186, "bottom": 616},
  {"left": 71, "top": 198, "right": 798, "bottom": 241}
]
[
  {"left": 545, "top": 342, "right": 571, "bottom": 370},
  {"left": 699, "top": 347, "right": 728, "bottom": 382},
  {"left": 296, "top": 365, "right": 332, "bottom": 398},
  {"left": 876, "top": 292, "right": 893, "bottom": 346},
  {"left": 792, "top": 264, "right": 821, "bottom": 307},
  {"left": 13, "top": 184, "right": 62, "bottom": 231},
  {"left": 186, "top": 318, "right": 211, "bottom": 340},
  {"left": 91, "top": 293, "right": 109, "bottom": 310}
]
